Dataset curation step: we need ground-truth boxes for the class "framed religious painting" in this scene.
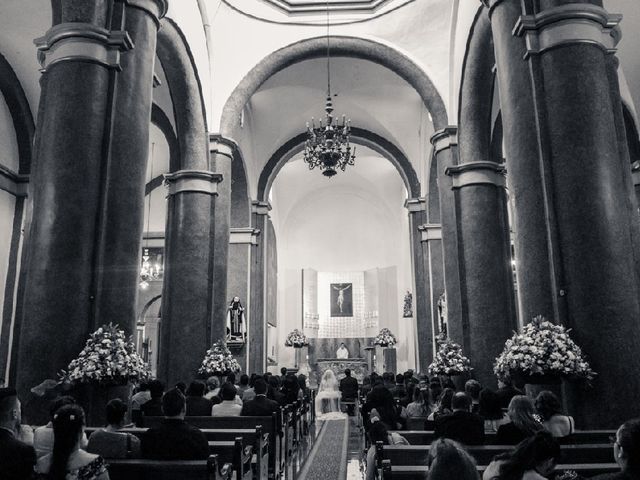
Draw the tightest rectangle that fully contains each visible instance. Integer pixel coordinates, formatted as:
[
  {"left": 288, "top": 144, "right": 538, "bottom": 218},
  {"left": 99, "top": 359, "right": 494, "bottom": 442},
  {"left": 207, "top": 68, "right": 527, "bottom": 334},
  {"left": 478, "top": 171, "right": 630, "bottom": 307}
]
[{"left": 330, "top": 283, "right": 353, "bottom": 317}]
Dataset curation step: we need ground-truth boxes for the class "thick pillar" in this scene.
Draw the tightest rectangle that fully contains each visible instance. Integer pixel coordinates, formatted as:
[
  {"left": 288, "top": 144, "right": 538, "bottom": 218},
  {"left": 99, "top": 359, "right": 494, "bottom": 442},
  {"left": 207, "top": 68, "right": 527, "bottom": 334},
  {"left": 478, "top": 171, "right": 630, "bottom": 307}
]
[
  {"left": 248, "top": 201, "right": 270, "bottom": 375},
  {"left": 445, "top": 162, "right": 516, "bottom": 387},
  {"left": 209, "top": 135, "right": 238, "bottom": 345},
  {"left": 405, "top": 198, "right": 433, "bottom": 373},
  {"left": 93, "top": 0, "right": 167, "bottom": 337},
  {"left": 417, "top": 223, "right": 444, "bottom": 362},
  {"left": 489, "top": 0, "right": 640, "bottom": 426},
  {"left": 158, "top": 171, "right": 222, "bottom": 387},
  {"left": 431, "top": 128, "right": 465, "bottom": 349},
  {"left": 13, "top": 1, "right": 146, "bottom": 423}
]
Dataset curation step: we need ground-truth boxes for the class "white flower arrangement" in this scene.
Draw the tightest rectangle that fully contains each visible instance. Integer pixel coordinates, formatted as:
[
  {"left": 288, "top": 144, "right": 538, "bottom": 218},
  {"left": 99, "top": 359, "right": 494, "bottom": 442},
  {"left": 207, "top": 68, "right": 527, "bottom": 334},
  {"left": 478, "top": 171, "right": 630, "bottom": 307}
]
[
  {"left": 284, "top": 329, "right": 308, "bottom": 348},
  {"left": 61, "top": 323, "right": 150, "bottom": 386},
  {"left": 428, "top": 333, "right": 472, "bottom": 376},
  {"left": 494, "top": 315, "right": 596, "bottom": 382},
  {"left": 373, "top": 328, "right": 397, "bottom": 347},
  {"left": 198, "top": 339, "right": 242, "bottom": 376}
]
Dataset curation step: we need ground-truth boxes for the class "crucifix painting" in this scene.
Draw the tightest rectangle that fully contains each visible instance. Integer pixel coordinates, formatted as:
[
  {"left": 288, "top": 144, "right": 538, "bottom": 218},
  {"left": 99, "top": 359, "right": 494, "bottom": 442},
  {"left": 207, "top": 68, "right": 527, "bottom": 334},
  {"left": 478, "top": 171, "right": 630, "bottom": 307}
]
[{"left": 330, "top": 283, "right": 353, "bottom": 317}]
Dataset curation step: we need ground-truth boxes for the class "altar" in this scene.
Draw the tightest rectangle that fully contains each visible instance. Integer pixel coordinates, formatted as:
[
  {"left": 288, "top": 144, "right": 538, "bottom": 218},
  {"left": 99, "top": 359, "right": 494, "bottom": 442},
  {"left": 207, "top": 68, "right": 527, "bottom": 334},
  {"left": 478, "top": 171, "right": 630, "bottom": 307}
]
[{"left": 315, "top": 359, "right": 368, "bottom": 383}]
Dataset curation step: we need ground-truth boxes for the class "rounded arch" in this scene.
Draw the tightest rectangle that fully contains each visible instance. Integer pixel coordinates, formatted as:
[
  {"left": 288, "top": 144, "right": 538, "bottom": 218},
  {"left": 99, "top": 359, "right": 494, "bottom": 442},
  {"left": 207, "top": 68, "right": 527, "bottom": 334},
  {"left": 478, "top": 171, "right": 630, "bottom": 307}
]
[
  {"left": 220, "top": 35, "right": 448, "bottom": 137},
  {"left": 230, "top": 147, "right": 251, "bottom": 228},
  {"left": 138, "top": 294, "right": 162, "bottom": 323},
  {"left": 0, "top": 51, "right": 35, "bottom": 174},
  {"left": 257, "top": 127, "right": 421, "bottom": 202}
]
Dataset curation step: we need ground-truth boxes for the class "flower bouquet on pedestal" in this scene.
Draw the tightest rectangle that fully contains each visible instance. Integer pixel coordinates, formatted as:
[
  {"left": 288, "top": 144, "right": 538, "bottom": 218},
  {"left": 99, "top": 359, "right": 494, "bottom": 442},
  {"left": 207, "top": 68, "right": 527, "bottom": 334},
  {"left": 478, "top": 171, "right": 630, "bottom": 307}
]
[
  {"left": 428, "top": 332, "right": 472, "bottom": 377},
  {"left": 373, "top": 328, "right": 397, "bottom": 348},
  {"left": 494, "top": 315, "right": 596, "bottom": 395},
  {"left": 284, "top": 329, "right": 308, "bottom": 348},
  {"left": 198, "top": 339, "right": 242, "bottom": 377},
  {"left": 60, "top": 323, "right": 150, "bottom": 426}
]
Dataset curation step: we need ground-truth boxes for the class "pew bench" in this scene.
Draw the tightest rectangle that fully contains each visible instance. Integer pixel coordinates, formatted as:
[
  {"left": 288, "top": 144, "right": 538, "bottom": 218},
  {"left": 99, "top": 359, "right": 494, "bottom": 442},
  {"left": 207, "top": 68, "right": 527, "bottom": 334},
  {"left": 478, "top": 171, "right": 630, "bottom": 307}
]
[{"left": 106, "top": 454, "right": 231, "bottom": 480}]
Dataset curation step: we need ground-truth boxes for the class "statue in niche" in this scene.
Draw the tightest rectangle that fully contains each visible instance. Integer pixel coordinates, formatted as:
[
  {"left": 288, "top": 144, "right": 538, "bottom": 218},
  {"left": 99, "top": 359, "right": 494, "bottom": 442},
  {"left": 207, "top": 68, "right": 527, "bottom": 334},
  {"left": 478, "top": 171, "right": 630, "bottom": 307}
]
[
  {"left": 437, "top": 292, "right": 448, "bottom": 337},
  {"left": 226, "top": 296, "right": 246, "bottom": 340},
  {"left": 403, "top": 290, "right": 413, "bottom": 318}
]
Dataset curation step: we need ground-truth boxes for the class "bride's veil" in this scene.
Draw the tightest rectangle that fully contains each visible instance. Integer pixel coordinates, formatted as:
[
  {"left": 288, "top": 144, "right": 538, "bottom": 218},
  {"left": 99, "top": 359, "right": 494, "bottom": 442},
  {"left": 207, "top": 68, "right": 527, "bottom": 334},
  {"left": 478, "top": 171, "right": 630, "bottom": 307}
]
[{"left": 319, "top": 369, "right": 338, "bottom": 393}]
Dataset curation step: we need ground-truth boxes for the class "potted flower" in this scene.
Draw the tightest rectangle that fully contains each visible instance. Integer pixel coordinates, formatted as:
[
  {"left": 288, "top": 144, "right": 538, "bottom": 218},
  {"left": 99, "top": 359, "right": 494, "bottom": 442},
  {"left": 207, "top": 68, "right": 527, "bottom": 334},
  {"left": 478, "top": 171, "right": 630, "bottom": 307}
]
[
  {"left": 373, "top": 328, "right": 397, "bottom": 347},
  {"left": 428, "top": 332, "right": 472, "bottom": 390},
  {"left": 494, "top": 315, "right": 595, "bottom": 395},
  {"left": 284, "top": 329, "right": 308, "bottom": 348},
  {"left": 60, "top": 323, "right": 150, "bottom": 426},
  {"left": 198, "top": 339, "right": 242, "bottom": 379}
]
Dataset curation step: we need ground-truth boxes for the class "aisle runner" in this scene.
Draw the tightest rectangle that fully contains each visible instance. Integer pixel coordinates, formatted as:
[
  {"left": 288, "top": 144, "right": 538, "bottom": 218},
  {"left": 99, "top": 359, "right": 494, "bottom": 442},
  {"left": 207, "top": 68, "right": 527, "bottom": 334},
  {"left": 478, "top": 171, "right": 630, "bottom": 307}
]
[{"left": 298, "top": 417, "right": 349, "bottom": 480}]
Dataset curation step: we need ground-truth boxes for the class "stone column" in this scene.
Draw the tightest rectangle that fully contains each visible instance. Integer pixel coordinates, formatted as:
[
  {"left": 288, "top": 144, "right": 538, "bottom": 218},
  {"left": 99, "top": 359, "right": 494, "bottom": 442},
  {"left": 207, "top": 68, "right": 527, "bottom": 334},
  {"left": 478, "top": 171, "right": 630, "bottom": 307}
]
[
  {"left": 445, "top": 162, "right": 516, "bottom": 387},
  {"left": 417, "top": 223, "right": 444, "bottom": 359},
  {"left": 405, "top": 198, "right": 433, "bottom": 373},
  {"left": 431, "top": 128, "right": 465, "bottom": 349},
  {"left": 14, "top": 2, "right": 134, "bottom": 421},
  {"left": 489, "top": 0, "right": 640, "bottom": 426},
  {"left": 93, "top": 0, "right": 167, "bottom": 337},
  {"left": 248, "top": 201, "right": 270, "bottom": 375},
  {"left": 209, "top": 135, "right": 238, "bottom": 345},
  {"left": 158, "top": 170, "right": 222, "bottom": 387}
]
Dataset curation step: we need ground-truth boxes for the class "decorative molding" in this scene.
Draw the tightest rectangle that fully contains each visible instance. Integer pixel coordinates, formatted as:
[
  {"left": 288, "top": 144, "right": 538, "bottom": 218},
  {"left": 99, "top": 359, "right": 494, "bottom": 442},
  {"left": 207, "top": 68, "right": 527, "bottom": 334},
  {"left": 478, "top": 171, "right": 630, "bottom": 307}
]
[
  {"left": 164, "top": 170, "right": 222, "bottom": 196},
  {"left": 252, "top": 201, "right": 272, "bottom": 216},
  {"left": 446, "top": 161, "right": 506, "bottom": 189},
  {"left": 418, "top": 223, "right": 442, "bottom": 242},
  {"left": 0, "top": 164, "right": 28, "bottom": 197},
  {"left": 230, "top": 227, "right": 261, "bottom": 245},
  {"left": 430, "top": 127, "right": 458, "bottom": 155},
  {"left": 209, "top": 134, "right": 239, "bottom": 161},
  {"left": 404, "top": 197, "right": 426, "bottom": 212},
  {"left": 35, "top": 23, "right": 133, "bottom": 72},
  {"left": 514, "top": 4, "right": 622, "bottom": 57},
  {"left": 124, "top": 0, "right": 168, "bottom": 26}
]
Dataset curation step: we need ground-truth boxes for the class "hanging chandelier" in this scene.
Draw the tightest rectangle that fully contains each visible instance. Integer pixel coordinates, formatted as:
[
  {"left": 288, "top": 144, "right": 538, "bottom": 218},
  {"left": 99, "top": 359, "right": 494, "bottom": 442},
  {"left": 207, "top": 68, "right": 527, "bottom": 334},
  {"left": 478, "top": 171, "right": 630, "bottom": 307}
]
[{"left": 303, "top": 1, "right": 355, "bottom": 178}]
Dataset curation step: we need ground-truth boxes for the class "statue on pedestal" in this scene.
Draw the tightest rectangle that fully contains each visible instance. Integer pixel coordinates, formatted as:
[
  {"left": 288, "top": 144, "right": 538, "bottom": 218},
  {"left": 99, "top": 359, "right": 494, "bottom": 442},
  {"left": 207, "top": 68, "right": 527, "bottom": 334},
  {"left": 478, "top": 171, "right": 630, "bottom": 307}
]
[{"left": 226, "top": 296, "right": 245, "bottom": 340}]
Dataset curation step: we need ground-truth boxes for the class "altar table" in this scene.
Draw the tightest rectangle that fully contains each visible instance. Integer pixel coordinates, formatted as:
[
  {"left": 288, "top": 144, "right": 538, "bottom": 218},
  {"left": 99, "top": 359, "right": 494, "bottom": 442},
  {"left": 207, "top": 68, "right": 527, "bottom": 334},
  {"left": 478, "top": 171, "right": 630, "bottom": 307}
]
[{"left": 315, "top": 358, "right": 368, "bottom": 383}]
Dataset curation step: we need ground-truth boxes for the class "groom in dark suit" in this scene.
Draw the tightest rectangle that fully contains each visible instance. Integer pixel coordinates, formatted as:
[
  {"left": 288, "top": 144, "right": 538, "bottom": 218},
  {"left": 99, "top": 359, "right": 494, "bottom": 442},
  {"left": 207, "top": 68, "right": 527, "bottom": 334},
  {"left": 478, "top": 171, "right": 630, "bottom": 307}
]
[{"left": 339, "top": 369, "right": 359, "bottom": 416}]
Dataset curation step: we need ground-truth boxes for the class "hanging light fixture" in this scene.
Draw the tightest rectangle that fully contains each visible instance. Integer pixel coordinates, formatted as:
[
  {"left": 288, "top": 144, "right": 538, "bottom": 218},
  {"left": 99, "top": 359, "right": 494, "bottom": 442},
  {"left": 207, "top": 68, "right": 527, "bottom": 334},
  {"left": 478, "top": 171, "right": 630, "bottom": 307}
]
[{"left": 303, "top": 1, "right": 356, "bottom": 178}]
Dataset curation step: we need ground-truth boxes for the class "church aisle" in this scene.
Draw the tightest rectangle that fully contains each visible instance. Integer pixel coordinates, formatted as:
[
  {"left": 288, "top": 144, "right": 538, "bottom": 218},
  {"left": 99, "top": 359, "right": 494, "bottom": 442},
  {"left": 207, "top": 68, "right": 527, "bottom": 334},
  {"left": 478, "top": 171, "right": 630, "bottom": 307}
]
[{"left": 296, "top": 416, "right": 353, "bottom": 480}]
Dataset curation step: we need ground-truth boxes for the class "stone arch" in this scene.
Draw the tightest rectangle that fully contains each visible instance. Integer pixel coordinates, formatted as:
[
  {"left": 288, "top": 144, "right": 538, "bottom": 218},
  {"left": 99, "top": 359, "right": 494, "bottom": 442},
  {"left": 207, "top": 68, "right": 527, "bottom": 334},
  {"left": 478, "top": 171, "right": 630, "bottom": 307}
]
[
  {"left": 231, "top": 147, "right": 251, "bottom": 228},
  {"left": 220, "top": 35, "right": 448, "bottom": 137},
  {"left": 145, "top": 103, "right": 179, "bottom": 196},
  {"left": 256, "top": 127, "right": 421, "bottom": 202}
]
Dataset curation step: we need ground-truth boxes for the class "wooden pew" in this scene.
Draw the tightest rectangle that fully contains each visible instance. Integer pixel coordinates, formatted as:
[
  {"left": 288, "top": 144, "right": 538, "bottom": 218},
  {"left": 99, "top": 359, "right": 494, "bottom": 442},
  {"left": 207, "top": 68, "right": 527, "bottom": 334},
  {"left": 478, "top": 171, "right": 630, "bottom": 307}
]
[
  {"left": 392, "top": 429, "right": 617, "bottom": 445},
  {"left": 208, "top": 438, "right": 253, "bottom": 480},
  {"left": 107, "top": 454, "right": 232, "bottom": 480},
  {"left": 379, "top": 460, "right": 620, "bottom": 480}
]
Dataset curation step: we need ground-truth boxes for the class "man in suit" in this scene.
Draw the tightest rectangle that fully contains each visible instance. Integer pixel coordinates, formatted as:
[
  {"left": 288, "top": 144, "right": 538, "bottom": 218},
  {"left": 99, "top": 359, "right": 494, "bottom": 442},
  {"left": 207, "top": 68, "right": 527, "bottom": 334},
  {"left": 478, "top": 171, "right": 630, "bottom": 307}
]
[
  {"left": 434, "top": 392, "right": 485, "bottom": 445},
  {"left": 339, "top": 369, "right": 359, "bottom": 416},
  {"left": 0, "top": 387, "right": 37, "bottom": 480},
  {"left": 464, "top": 379, "right": 482, "bottom": 414},
  {"left": 141, "top": 388, "right": 209, "bottom": 460},
  {"left": 241, "top": 379, "right": 281, "bottom": 416}
]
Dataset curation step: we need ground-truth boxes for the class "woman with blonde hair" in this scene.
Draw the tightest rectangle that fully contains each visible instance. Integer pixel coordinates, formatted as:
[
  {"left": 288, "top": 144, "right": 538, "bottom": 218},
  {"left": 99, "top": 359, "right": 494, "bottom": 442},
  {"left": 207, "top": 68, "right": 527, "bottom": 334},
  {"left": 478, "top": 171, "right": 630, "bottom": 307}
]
[{"left": 496, "top": 395, "right": 544, "bottom": 445}]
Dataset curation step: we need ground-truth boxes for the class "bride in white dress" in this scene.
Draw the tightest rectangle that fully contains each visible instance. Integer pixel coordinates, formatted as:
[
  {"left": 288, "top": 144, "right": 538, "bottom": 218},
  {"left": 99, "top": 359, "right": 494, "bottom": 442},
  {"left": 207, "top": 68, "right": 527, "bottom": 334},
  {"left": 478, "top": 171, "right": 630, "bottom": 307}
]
[{"left": 315, "top": 369, "right": 346, "bottom": 419}]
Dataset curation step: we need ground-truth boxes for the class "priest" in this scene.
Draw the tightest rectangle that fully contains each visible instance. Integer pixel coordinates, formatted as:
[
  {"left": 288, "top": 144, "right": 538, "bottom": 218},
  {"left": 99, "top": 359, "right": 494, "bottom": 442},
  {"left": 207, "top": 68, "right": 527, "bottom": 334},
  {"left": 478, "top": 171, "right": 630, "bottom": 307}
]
[{"left": 336, "top": 343, "right": 349, "bottom": 359}]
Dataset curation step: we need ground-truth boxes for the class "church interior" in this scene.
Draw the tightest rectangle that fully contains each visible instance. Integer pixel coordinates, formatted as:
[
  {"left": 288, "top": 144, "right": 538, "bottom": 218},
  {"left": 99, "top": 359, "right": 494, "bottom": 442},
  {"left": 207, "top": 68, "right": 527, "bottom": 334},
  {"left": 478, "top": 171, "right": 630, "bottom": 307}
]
[{"left": 1, "top": 0, "right": 640, "bottom": 478}]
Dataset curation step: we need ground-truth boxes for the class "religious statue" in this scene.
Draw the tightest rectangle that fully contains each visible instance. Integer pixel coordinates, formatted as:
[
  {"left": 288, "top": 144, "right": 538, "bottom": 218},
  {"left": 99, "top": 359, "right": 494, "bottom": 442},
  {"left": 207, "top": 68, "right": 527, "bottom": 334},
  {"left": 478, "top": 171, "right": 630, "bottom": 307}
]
[
  {"left": 403, "top": 290, "right": 413, "bottom": 318},
  {"left": 336, "top": 342, "right": 349, "bottom": 359},
  {"left": 226, "top": 296, "right": 245, "bottom": 340},
  {"left": 437, "top": 292, "right": 448, "bottom": 337}
]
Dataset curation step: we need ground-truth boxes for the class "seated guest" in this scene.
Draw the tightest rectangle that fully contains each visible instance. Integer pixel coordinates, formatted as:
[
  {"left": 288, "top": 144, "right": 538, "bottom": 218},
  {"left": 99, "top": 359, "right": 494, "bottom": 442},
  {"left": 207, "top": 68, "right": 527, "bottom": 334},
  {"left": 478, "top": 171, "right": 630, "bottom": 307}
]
[
  {"left": 212, "top": 383, "right": 242, "bottom": 416},
  {"left": 0, "top": 387, "right": 36, "bottom": 480},
  {"left": 482, "top": 431, "right": 560, "bottom": 480},
  {"left": 399, "top": 382, "right": 415, "bottom": 408},
  {"left": 130, "top": 381, "right": 151, "bottom": 426},
  {"left": 268, "top": 376, "right": 286, "bottom": 406},
  {"left": 365, "top": 420, "right": 409, "bottom": 480},
  {"left": 496, "top": 377, "right": 521, "bottom": 409},
  {"left": 382, "top": 372, "right": 396, "bottom": 395},
  {"left": 141, "top": 388, "right": 209, "bottom": 460},
  {"left": 34, "top": 395, "right": 88, "bottom": 458},
  {"left": 140, "top": 379, "right": 164, "bottom": 422},
  {"left": 426, "top": 387, "right": 454, "bottom": 429},
  {"left": 34, "top": 404, "right": 108, "bottom": 480},
  {"left": 434, "top": 392, "right": 485, "bottom": 445},
  {"left": 237, "top": 374, "right": 250, "bottom": 399},
  {"left": 280, "top": 367, "right": 288, "bottom": 384},
  {"left": 479, "top": 389, "right": 509, "bottom": 433},
  {"left": 393, "top": 374, "right": 406, "bottom": 400},
  {"left": 204, "top": 376, "right": 220, "bottom": 400},
  {"left": 175, "top": 382, "right": 187, "bottom": 395},
  {"left": 361, "top": 376, "right": 372, "bottom": 399},
  {"left": 242, "top": 374, "right": 258, "bottom": 402},
  {"left": 282, "top": 374, "right": 301, "bottom": 406},
  {"left": 241, "top": 379, "right": 281, "bottom": 416},
  {"left": 428, "top": 380, "right": 443, "bottom": 409},
  {"left": 427, "top": 438, "right": 479, "bottom": 480},
  {"left": 369, "top": 385, "right": 407, "bottom": 431},
  {"left": 297, "top": 374, "right": 310, "bottom": 401},
  {"left": 465, "top": 380, "right": 482, "bottom": 414},
  {"left": 496, "top": 395, "right": 544, "bottom": 445},
  {"left": 406, "top": 386, "right": 431, "bottom": 418},
  {"left": 87, "top": 399, "right": 140, "bottom": 459},
  {"left": 591, "top": 417, "right": 640, "bottom": 480},
  {"left": 185, "top": 381, "right": 213, "bottom": 416},
  {"left": 534, "top": 391, "right": 574, "bottom": 438}
]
